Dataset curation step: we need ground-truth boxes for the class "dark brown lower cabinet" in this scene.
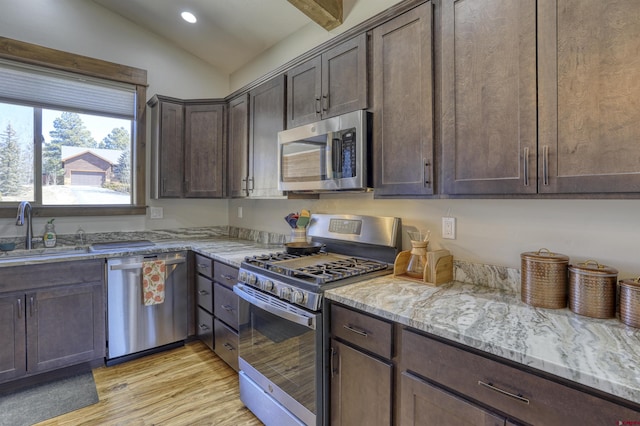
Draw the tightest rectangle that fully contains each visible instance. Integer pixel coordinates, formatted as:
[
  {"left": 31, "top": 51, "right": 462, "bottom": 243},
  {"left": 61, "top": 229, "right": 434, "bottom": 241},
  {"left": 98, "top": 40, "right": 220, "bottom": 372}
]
[
  {"left": 330, "top": 338, "right": 392, "bottom": 426},
  {"left": 400, "top": 371, "right": 505, "bottom": 426},
  {"left": 0, "top": 260, "right": 105, "bottom": 384}
]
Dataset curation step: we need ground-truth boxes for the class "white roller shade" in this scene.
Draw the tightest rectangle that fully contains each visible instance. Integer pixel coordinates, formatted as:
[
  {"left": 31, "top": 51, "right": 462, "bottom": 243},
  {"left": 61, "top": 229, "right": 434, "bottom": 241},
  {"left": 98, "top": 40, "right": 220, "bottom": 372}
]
[{"left": 0, "top": 59, "right": 136, "bottom": 118}]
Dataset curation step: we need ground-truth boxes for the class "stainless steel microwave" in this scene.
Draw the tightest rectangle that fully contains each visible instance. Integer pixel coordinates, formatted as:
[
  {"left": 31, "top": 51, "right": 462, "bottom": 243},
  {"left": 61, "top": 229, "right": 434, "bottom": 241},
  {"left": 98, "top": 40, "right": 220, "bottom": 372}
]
[{"left": 277, "top": 110, "right": 371, "bottom": 192}]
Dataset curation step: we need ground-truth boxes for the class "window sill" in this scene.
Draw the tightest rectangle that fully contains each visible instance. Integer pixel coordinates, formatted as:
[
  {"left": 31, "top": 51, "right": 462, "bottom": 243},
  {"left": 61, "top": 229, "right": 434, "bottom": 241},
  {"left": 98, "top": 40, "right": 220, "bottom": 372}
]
[{"left": 0, "top": 205, "right": 147, "bottom": 218}]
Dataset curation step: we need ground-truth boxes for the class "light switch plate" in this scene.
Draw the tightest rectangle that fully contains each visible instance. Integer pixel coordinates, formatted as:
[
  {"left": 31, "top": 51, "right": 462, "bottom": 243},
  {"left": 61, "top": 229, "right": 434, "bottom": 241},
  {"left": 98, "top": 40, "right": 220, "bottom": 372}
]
[{"left": 442, "top": 217, "right": 456, "bottom": 239}]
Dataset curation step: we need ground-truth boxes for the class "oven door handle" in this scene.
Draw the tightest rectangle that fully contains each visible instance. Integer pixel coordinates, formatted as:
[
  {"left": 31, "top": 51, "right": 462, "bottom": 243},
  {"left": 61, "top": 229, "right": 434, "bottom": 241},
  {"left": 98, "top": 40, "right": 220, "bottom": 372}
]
[{"left": 234, "top": 285, "right": 316, "bottom": 330}]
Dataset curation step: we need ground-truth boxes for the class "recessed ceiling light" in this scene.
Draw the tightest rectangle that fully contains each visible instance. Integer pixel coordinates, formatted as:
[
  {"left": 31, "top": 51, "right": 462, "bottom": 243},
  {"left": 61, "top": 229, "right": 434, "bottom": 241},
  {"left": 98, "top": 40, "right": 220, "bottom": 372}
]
[{"left": 181, "top": 11, "right": 197, "bottom": 24}]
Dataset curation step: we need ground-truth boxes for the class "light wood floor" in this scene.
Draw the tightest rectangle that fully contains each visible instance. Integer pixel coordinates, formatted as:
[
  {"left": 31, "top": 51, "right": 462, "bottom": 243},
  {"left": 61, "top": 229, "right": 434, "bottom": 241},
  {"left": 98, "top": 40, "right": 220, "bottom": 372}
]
[{"left": 37, "top": 341, "right": 263, "bottom": 426}]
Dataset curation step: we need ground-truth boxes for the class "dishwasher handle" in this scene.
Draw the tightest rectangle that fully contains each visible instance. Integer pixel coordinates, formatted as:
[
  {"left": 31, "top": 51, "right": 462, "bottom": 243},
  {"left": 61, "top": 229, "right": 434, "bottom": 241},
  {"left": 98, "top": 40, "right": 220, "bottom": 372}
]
[{"left": 109, "top": 256, "right": 186, "bottom": 271}]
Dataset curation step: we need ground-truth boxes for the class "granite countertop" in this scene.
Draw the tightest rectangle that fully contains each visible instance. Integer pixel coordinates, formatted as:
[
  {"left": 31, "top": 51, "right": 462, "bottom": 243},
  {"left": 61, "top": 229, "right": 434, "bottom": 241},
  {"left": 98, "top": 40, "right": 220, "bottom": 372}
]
[
  {"left": 324, "top": 274, "right": 640, "bottom": 406},
  {"left": 2, "top": 226, "right": 638, "bottom": 407}
]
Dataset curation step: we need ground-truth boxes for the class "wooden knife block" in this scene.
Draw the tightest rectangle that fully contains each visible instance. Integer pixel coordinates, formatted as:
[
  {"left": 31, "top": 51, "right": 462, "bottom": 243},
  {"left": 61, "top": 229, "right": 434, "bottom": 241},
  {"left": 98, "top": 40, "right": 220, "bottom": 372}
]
[{"left": 393, "top": 249, "right": 454, "bottom": 286}]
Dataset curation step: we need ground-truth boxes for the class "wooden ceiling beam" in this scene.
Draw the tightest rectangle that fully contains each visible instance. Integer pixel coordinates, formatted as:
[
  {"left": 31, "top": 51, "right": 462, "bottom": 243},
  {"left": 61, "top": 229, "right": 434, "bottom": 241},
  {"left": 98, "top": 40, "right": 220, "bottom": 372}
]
[{"left": 287, "top": 0, "right": 343, "bottom": 31}]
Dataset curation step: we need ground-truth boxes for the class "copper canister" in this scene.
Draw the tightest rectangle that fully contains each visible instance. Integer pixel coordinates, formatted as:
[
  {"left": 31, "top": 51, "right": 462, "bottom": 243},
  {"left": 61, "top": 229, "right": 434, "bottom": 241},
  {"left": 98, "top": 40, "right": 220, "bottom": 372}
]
[
  {"left": 568, "top": 260, "right": 618, "bottom": 319},
  {"left": 521, "top": 248, "right": 569, "bottom": 308},
  {"left": 619, "top": 278, "right": 640, "bottom": 328}
]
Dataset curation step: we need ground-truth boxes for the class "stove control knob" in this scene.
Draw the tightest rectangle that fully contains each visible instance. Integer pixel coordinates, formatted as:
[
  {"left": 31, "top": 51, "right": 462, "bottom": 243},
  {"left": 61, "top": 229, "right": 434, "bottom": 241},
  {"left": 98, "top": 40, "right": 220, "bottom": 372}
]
[
  {"left": 247, "top": 274, "right": 257, "bottom": 285},
  {"left": 279, "top": 287, "right": 291, "bottom": 300},
  {"left": 291, "top": 290, "right": 305, "bottom": 304},
  {"left": 262, "top": 280, "right": 274, "bottom": 292},
  {"left": 238, "top": 271, "right": 247, "bottom": 282}
]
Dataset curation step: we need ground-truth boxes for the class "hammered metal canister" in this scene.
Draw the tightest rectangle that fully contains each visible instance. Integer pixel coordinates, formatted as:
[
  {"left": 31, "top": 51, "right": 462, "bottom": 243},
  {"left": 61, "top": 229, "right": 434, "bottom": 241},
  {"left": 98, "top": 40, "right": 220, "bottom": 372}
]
[
  {"left": 619, "top": 278, "right": 640, "bottom": 328},
  {"left": 521, "top": 248, "right": 570, "bottom": 308},
  {"left": 568, "top": 260, "right": 618, "bottom": 319}
]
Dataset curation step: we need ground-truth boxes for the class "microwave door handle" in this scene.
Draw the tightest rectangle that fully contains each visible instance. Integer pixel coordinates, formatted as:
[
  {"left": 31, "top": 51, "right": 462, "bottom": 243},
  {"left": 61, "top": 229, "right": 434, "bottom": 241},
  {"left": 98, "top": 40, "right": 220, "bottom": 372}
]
[
  {"left": 332, "top": 137, "right": 342, "bottom": 178},
  {"left": 326, "top": 138, "right": 333, "bottom": 179}
]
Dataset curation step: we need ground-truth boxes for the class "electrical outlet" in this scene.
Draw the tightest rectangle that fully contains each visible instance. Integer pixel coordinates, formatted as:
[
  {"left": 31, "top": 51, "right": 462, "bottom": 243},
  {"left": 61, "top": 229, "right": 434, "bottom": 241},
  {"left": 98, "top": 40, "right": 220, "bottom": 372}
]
[
  {"left": 237, "top": 207, "right": 243, "bottom": 218},
  {"left": 150, "top": 206, "right": 163, "bottom": 219},
  {"left": 442, "top": 217, "right": 456, "bottom": 239}
]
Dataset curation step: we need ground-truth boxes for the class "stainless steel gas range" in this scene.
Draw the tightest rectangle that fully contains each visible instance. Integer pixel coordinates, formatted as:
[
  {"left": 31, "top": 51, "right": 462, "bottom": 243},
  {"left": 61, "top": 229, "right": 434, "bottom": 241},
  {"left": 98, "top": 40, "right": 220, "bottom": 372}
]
[{"left": 233, "top": 214, "right": 401, "bottom": 426}]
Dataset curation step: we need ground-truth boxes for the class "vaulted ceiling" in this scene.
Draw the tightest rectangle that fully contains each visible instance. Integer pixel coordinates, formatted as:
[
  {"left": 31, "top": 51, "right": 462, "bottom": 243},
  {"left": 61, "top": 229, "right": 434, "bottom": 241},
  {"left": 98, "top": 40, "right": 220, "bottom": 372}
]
[{"left": 92, "top": 0, "right": 343, "bottom": 75}]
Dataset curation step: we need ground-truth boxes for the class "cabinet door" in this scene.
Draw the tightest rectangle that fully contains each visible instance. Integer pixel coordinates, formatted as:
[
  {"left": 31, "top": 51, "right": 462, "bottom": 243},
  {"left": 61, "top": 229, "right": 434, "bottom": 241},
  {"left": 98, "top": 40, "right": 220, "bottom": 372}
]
[
  {"left": 184, "top": 103, "right": 225, "bottom": 198},
  {"left": 400, "top": 371, "right": 505, "bottom": 426},
  {"left": 330, "top": 339, "right": 392, "bottom": 426},
  {"left": 158, "top": 100, "right": 185, "bottom": 198},
  {"left": 538, "top": 0, "right": 640, "bottom": 193},
  {"left": 287, "top": 56, "right": 322, "bottom": 128},
  {"left": 441, "top": 0, "right": 537, "bottom": 195},
  {"left": 322, "top": 33, "right": 368, "bottom": 119},
  {"left": 228, "top": 94, "right": 250, "bottom": 197},
  {"left": 26, "top": 282, "right": 105, "bottom": 374},
  {"left": 372, "top": 3, "right": 434, "bottom": 196},
  {"left": 0, "top": 294, "right": 26, "bottom": 383},
  {"left": 249, "top": 74, "right": 286, "bottom": 198}
]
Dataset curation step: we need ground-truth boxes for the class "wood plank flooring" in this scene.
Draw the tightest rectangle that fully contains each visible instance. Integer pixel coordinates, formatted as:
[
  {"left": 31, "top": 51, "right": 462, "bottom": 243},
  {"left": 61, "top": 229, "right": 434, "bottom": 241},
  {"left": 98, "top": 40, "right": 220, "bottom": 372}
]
[{"left": 37, "top": 341, "right": 263, "bottom": 426}]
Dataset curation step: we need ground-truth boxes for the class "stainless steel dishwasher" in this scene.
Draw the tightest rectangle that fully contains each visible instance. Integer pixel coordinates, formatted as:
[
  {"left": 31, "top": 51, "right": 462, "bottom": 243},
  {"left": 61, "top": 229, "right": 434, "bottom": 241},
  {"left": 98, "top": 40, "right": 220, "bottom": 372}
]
[{"left": 106, "top": 251, "right": 188, "bottom": 364}]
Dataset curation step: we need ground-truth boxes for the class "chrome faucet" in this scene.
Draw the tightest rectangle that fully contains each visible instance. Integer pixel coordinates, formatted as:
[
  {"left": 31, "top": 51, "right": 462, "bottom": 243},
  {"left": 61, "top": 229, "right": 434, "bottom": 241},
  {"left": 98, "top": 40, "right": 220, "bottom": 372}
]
[{"left": 16, "top": 201, "right": 34, "bottom": 249}]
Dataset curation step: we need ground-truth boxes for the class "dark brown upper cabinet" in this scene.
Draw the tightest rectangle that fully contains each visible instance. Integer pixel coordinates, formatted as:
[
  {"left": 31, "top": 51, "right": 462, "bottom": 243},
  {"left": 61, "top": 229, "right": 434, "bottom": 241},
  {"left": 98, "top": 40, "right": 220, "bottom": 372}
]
[
  {"left": 149, "top": 95, "right": 226, "bottom": 198},
  {"left": 248, "top": 75, "right": 286, "bottom": 198},
  {"left": 441, "top": 0, "right": 538, "bottom": 195},
  {"left": 227, "top": 93, "right": 250, "bottom": 198},
  {"left": 538, "top": 0, "right": 640, "bottom": 194},
  {"left": 286, "top": 33, "right": 367, "bottom": 128},
  {"left": 372, "top": 2, "right": 434, "bottom": 197}
]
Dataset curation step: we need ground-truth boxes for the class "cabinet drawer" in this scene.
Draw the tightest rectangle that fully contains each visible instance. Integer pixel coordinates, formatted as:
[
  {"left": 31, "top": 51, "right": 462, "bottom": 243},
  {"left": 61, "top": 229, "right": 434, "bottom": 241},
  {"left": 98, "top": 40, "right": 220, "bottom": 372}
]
[
  {"left": 401, "top": 328, "right": 640, "bottom": 425},
  {"left": 213, "top": 261, "right": 238, "bottom": 289},
  {"left": 196, "top": 306, "right": 214, "bottom": 351},
  {"left": 196, "top": 275, "right": 213, "bottom": 313},
  {"left": 331, "top": 304, "right": 392, "bottom": 359},
  {"left": 214, "top": 282, "right": 238, "bottom": 330},
  {"left": 194, "top": 254, "right": 213, "bottom": 278},
  {"left": 214, "top": 319, "right": 239, "bottom": 371}
]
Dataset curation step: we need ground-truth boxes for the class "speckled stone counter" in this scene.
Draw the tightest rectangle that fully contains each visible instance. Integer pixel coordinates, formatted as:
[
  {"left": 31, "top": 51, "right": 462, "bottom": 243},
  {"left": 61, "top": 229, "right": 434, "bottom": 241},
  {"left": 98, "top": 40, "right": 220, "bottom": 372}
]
[{"left": 324, "top": 271, "right": 640, "bottom": 406}]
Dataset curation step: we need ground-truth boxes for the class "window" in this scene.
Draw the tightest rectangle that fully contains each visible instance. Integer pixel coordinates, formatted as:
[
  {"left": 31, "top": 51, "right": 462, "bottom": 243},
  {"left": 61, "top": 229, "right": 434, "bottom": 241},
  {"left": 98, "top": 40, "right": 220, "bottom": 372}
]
[{"left": 0, "top": 36, "right": 147, "bottom": 217}]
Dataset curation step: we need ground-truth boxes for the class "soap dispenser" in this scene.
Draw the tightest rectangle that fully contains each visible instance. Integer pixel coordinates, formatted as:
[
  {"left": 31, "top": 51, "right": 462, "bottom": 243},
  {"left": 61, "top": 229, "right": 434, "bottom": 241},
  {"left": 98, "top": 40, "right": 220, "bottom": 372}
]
[{"left": 43, "top": 218, "right": 57, "bottom": 248}]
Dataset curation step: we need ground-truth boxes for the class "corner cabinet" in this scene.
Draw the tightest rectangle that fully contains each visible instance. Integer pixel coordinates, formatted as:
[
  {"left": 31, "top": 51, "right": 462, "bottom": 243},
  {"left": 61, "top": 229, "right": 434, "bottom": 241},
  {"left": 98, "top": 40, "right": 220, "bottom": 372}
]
[
  {"left": 0, "top": 259, "right": 105, "bottom": 384},
  {"left": 248, "top": 75, "right": 286, "bottom": 198},
  {"left": 371, "top": 2, "right": 435, "bottom": 197},
  {"left": 287, "top": 33, "right": 367, "bottom": 128},
  {"left": 440, "top": 0, "right": 538, "bottom": 195},
  {"left": 149, "top": 95, "right": 226, "bottom": 198}
]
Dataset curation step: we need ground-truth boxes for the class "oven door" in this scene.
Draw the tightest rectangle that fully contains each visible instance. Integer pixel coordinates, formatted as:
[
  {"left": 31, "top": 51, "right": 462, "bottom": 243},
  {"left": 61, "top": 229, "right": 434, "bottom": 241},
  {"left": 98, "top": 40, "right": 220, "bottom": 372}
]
[{"left": 234, "top": 283, "right": 322, "bottom": 426}]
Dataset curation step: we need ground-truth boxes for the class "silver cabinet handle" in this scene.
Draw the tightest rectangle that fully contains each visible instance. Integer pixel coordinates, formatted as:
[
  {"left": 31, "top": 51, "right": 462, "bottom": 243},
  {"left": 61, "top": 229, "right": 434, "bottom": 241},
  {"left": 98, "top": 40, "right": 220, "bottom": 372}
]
[
  {"left": 198, "top": 290, "right": 209, "bottom": 296},
  {"left": 220, "top": 274, "right": 235, "bottom": 281},
  {"left": 223, "top": 343, "right": 235, "bottom": 351},
  {"left": 198, "top": 323, "right": 209, "bottom": 331},
  {"left": 542, "top": 145, "right": 549, "bottom": 186},
  {"left": 343, "top": 324, "right": 368, "bottom": 337},
  {"left": 241, "top": 177, "right": 247, "bottom": 191},
  {"left": 248, "top": 177, "right": 254, "bottom": 192},
  {"left": 17, "top": 298, "right": 22, "bottom": 319},
  {"left": 29, "top": 296, "right": 35, "bottom": 317},
  {"left": 315, "top": 96, "right": 321, "bottom": 114},
  {"left": 322, "top": 94, "right": 328, "bottom": 112},
  {"left": 221, "top": 304, "right": 234, "bottom": 312},
  {"left": 523, "top": 147, "right": 529, "bottom": 186},
  {"left": 330, "top": 346, "right": 338, "bottom": 378},
  {"left": 478, "top": 381, "right": 530, "bottom": 405}
]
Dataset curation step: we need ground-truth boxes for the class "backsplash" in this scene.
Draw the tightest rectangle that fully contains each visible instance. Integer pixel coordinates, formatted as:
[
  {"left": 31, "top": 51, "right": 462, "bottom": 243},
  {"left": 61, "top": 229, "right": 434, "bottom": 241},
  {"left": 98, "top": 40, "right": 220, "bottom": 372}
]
[{"left": 2, "top": 225, "right": 520, "bottom": 293}]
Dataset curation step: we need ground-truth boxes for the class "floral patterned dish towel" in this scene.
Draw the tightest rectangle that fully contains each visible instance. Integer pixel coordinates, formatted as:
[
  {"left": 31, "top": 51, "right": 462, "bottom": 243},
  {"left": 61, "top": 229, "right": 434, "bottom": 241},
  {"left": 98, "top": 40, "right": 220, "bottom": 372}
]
[{"left": 142, "top": 259, "right": 166, "bottom": 305}]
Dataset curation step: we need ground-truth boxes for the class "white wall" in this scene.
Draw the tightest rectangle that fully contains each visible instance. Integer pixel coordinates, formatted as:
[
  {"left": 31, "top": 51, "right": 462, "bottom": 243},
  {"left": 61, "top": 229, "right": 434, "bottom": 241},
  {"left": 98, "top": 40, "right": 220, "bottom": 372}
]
[
  {"left": 0, "top": 0, "right": 231, "bottom": 236},
  {"left": 230, "top": 0, "right": 404, "bottom": 91}
]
